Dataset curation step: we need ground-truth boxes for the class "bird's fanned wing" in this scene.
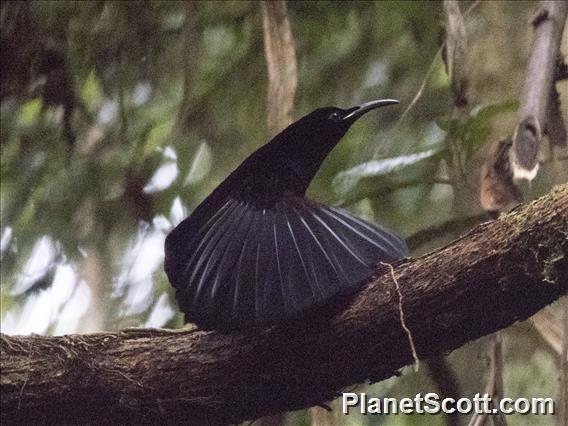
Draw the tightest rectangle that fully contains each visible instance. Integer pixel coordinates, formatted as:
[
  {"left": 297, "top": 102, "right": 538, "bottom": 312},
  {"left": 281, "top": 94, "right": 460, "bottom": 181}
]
[{"left": 164, "top": 194, "right": 408, "bottom": 331}]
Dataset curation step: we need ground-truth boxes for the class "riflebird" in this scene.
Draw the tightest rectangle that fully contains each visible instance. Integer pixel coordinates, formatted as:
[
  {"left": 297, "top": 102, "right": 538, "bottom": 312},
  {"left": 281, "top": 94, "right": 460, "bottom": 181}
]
[{"left": 165, "top": 99, "right": 408, "bottom": 331}]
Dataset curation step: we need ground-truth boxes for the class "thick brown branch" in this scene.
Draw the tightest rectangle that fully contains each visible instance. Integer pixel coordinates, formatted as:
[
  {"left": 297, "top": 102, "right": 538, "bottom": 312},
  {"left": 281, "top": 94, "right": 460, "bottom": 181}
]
[{"left": 2, "top": 185, "right": 567, "bottom": 425}]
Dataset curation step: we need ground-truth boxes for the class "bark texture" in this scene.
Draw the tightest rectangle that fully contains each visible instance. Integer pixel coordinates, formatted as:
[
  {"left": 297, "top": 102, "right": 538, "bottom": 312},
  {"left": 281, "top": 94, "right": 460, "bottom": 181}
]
[{"left": 2, "top": 185, "right": 567, "bottom": 425}]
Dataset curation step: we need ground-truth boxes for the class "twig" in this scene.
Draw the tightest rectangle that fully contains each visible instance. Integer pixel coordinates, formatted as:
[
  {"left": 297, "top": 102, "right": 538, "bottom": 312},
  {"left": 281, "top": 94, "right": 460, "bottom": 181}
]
[
  {"left": 374, "top": 0, "right": 481, "bottom": 160},
  {"left": 382, "top": 262, "right": 419, "bottom": 371}
]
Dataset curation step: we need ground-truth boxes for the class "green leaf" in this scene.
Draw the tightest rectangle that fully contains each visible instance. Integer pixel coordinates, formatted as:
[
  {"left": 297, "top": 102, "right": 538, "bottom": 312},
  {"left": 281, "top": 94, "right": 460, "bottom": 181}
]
[
  {"left": 18, "top": 99, "right": 42, "bottom": 127},
  {"left": 184, "top": 141, "right": 212, "bottom": 185},
  {"left": 435, "top": 117, "right": 458, "bottom": 132},
  {"left": 463, "top": 99, "right": 518, "bottom": 154},
  {"left": 80, "top": 70, "right": 102, "bottom": 105},
  {"left": 333, "top": 147, "right": 443, "bottom": 199},
  {"left": 144, "top": 120, "right": 172, "bottom": 158}
]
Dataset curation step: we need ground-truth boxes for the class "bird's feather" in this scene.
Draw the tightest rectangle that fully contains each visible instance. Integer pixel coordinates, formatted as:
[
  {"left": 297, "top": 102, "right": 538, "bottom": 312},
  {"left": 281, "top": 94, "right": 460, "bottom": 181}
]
[
  {"left": 165, "top": 193, "right": 408, "bottom": 331},
  {"left": 164, "top": 100, "right": 405, "bottom": 331}
]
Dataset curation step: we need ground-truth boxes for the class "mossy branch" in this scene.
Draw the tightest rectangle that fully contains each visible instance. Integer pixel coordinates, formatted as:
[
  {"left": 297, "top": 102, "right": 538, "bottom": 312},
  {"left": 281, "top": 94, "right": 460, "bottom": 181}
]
[{"left": 1, "top": 185, "right": 567, "bottom": 425}]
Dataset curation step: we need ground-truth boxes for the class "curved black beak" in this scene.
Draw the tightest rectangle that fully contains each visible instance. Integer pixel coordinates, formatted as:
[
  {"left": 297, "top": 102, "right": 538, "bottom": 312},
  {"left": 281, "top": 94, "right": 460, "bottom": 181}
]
[{"left": 343, "top": 99, "right": 399, "bottom": 123}]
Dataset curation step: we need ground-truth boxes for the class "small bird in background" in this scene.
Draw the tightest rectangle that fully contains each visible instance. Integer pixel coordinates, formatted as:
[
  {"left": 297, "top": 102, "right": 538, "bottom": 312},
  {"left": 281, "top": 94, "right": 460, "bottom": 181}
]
[{"left": 165, "top": 99, "right": 408, "bottom": 332}]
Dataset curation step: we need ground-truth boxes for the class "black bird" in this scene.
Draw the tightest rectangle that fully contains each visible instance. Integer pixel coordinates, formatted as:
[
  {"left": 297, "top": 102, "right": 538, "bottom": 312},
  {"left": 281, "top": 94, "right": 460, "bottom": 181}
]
[{"left": 165, "top": 99, "right": 408, "bottom": 331}]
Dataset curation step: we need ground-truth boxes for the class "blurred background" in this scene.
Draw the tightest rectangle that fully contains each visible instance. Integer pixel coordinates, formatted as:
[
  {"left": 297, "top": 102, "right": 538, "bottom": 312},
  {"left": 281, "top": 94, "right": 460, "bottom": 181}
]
[{"left": 1, "top": 1, "right": 566, "bottom": 425}]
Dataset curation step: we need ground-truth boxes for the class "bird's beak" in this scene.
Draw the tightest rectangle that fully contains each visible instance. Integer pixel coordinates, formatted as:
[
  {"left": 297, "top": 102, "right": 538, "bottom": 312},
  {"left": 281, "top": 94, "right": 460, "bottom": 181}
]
[{"left": 343, "top": 99, "right": 399, "bottom": 123}]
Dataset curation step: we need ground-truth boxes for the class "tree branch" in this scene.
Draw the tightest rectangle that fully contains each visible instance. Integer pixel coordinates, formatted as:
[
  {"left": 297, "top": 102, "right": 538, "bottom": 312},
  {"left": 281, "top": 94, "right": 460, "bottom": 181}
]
[
  {"left": 2, "top": 185, "right": 567, "bottom": 425},
  {"left": 511, "top": 0, "right": 568, "bottom": 178}
]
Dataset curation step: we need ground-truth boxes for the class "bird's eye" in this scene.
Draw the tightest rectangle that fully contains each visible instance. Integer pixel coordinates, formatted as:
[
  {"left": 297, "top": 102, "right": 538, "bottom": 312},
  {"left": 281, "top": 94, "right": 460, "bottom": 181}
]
[{"left": 329, "top": 111, "right": 341, "bottom": 121}]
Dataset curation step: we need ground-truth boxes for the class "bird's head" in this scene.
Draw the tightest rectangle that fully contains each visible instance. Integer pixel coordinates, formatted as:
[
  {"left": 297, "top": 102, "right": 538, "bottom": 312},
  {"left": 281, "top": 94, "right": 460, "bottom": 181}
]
[
  {"left": 278, "top": 99, "right": 399, "bottom": 152},
  {"left": 304, "top": 98, "right": 399, "bottom": 137},
  {"left": 266, "top": 99, "right": 399, "bottom": 191}
]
